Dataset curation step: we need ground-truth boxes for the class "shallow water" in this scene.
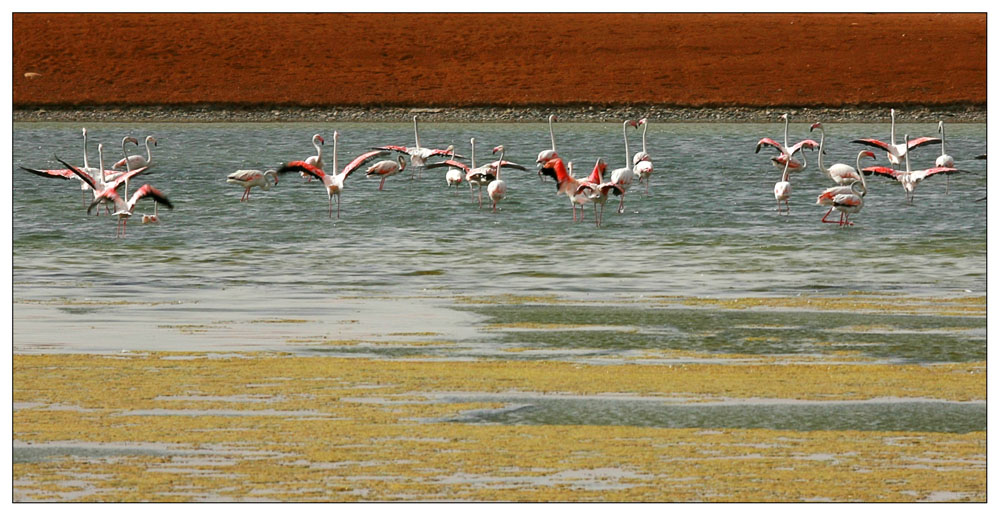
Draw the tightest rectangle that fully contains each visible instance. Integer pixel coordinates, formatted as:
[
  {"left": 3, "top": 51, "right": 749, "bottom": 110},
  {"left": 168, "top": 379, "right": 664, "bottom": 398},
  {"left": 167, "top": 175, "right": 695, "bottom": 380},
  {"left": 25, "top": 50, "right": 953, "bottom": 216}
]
[{"left": 13, "top": 121, "right": 986, "bottom": 355}]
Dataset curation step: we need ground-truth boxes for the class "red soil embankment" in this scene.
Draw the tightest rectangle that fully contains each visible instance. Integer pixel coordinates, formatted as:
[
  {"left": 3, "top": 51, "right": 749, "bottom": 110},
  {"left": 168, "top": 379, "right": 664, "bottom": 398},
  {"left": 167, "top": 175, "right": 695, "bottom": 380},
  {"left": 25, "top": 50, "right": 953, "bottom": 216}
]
[{"left": 13, "top": 13, "right": 985, "bottom": 107}]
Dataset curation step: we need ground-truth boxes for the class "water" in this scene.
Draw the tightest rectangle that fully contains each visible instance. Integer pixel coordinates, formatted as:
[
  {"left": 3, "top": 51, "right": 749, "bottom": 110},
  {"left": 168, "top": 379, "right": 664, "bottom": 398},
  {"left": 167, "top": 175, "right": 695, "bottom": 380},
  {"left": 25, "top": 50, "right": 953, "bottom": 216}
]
[{"left": 12, "top": 121, "right": 986, "bottom": 353}]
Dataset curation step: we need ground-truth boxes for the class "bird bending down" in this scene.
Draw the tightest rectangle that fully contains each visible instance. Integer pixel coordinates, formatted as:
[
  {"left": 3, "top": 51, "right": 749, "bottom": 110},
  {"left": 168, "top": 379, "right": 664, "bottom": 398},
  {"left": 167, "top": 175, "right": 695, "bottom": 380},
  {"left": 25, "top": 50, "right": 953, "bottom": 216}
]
[
  {"left": 810, "top": 122, "right": 863, "bottom": 185},
  {"left": 755, "top": 113, "right": 819, "bottom": 172},
  {"left": 278, "top": 133, "right": 385, "bottom": 218},
  {"left": 365, "top": 155, "right": 407, "bottom": 191},
  {"left": 862, "top": 133, "right": 963, "bottom": 204},
  {"left": 817, "top": 150, "right": 874, "bottom": 226},
  {"left": 850, "top": 108, "right": 940, "bottom": 168},
  {"left": 227, "top": 169, "right": 278, "bottom": 201}
]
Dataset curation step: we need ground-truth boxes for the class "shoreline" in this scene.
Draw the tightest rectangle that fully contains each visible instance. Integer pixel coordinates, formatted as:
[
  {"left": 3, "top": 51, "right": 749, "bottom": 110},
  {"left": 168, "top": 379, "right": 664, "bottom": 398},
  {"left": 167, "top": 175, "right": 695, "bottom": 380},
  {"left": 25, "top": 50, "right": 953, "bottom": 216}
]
[{"left": 13, "top": 104, "right": 987, "bottom": 124}]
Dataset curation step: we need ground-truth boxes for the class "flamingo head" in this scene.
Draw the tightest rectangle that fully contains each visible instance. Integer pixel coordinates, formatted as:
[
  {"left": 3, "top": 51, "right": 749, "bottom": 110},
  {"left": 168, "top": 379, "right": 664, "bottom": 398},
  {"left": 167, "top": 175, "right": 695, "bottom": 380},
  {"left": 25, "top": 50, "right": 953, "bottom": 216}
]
[
  {"left": 265, "top": 169, "right": 279, "bottom": 185},
  {"left": 637, "top": 117, "right": 647, "bottom": 126},
  {"left": 314, "top": 134, "right": 324, "bottom": 145},
  {"left": 397, "top": 156, "right": 406, "bottom": 170},
  {"left": 82, "top": 127, "right": 88, "bottom": 137},
  {"left": 492, "top": 145, "right": 504, "bottom": 155},
  {"left": 594, "top": 158, "right": 607, "bottom": 175},
  {"left": 780, "top": 113, "right": 788, "bottom": 121},
  {"left": 938, "top": 121, "right": 944, "bottom": 133},
  {"left": 810, "top": 122, "right": 823, "bottom": 132},
  {"left": 332, "top": 131, "right": 339, "bottom": 142},
  {"left": 627, "top": 120, "right": 638, "bottom": 129},
  {"left": 549, "top": 114, "right": 558, "bottom": 123},
  {"left": 147, "top": 136, "right": 158, "bottom": 147},
  {"left": 861, "top": 150, "right": 876, "bottom": 161},
  {"left": 124, "top": 136, "right": 139, "bottom": 146}
]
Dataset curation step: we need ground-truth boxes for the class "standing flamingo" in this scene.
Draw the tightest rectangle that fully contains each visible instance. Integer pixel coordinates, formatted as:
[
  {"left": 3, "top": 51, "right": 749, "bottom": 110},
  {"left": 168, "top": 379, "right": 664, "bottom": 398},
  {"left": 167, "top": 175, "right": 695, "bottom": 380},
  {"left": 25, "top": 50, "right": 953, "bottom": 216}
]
[
  {"left": 850, "top": 109, "right": 940, "bottom": 168},
  {"left": 88, "top": 183, "right": 173, "bottom": 238},
  {"left": 935, "top": 121, "right": 955, "bottom": 193},
  {"left": 113, "top": 135, "right": 157, "bottom": 170},
  {"left": 862, "top": 134, "right": 962, "bottom": 204},
  {"left": 462, "top": 138, "right": 498, "bottom": 209},
  {"left": 487, "top": 145, "right": 510, "bottom": 213},
  {"left": 296, "top": 134, "right": 325, "bottom": 182},
  {"left": 632, "top": 118, "right": 654, "bottom": 194},
  {"left": 425, "top": 144, "right": 471, "bottom": 193},
  {"left": 375, "top": 115, "right": 461, "bottom": 178},
  {"left": 54, "top": 149, "right": 153, "bottom": 229},
  {"left": 773, "top": 157, "right": 792, "bottom": 214},
  {"left": 810, "top": 122, "right": 864, "bottom": 185},
  {"left": 227, "top": 169, "right": 278, "bottom": 201},
  {"left": 19, "top": 128, "right": 116, "bottom": 208},
  {"left": 609, "top": 120, "right": 639, "bottom": 214},
  {"left": 817, "top": 150, "right": 875, "bottom": 225},
  {"left": 755, "top": 113, "right": 819, "bottom": 172},
  {"left": 540, "top": 157, "right": 593, "bottom": 222},
  {"left": 278, "top": 132, "right": 385, "bottom": 217},
  {"left": 535, "top": 114, "right": 559, "bottom": 181},
  {"left": 574, "top": 158, "right": 620, "bottom": 227},
  {"left": 365, "top": 155, "right": 407, "bottom": 191}
]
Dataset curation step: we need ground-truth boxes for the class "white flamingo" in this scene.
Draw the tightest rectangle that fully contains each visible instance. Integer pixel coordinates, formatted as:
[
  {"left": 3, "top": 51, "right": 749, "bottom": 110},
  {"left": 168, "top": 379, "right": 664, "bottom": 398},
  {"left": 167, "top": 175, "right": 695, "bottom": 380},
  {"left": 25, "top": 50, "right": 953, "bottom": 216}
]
[
  {"left": 817, "top": 150, "right": 875, "bottom": 225},
  {"left": 55, "top": 149, "right": 155, "bottom": 232},
  {"left": 536, "top": 114, "right": 559, "bottom": 180},
  {"left": 609, "top": 119, "right": 638, "bottom": 214},
  {"left": 810, "top": 122, "right": 864, "bottom": 185},
  {"left": 299, "top": 133, "right": 325, "bottom": 182},
  {"left": 425, "top": 145, "right": 469, "bottom": 192},
  {"left": 19, "top": 128, "right": 112, "bottom": 208},
  {"left": 278, "top": 132, "right": 386, "bottom": 217},
  {"left": 851, "top": 108, "right": 940, "bottom": 168},
  {"left": 113, "top": 135, "right": 156, "bottom": 170},
  {"left": 573, "top": 158, "right": 620, "bottom": 227},
  {"left": 88, "top": 183, "right": 173, "bottom": 238},
  {"left": 464, "top": 138, "right": 498, "bottom": 209},
  {"left": 227, "top": 169, "right": 278, "bottom": 202},
  {"left": 632, "top": 118, "right": 653, "bottom": 193},
  {"left": 773, "top": 156, "right": 791, "bottom": 214},
  {"left": 935, "top": 121, "right": 955, "bottom": 193},
  {"left": 755, "top": 113, "right": 819, "bottom": 172},
  {"left": 863, "top": 133, "right": 962, "bottom": 204},
  {"left": 487, "top": 145, "right": 510, "bottom": 213}
]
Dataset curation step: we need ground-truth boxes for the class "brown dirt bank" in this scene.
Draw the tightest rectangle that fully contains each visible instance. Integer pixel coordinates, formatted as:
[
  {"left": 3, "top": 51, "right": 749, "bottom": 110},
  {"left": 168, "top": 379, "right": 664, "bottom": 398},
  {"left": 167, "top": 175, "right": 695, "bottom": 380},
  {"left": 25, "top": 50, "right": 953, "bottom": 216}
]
[{"left": 13, "top": 13, "right": 985, "bottom": 109}]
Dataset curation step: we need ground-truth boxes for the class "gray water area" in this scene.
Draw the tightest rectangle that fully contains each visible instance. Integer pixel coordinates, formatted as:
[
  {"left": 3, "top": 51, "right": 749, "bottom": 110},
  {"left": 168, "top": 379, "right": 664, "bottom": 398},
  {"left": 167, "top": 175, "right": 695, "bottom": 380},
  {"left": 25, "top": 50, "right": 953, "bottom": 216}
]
[{"left": 12, "top": 122, "right": 987, "bottom": 357}]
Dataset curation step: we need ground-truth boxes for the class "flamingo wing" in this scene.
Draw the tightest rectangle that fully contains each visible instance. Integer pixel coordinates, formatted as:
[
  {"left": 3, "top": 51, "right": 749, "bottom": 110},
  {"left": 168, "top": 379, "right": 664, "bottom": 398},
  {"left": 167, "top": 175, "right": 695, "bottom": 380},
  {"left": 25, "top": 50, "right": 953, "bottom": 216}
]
[
  {"left": 428, "top": 148, "right": 466, "bottom": 159},
  {"left": 851, "top": 138, "right": 894, "bottom": 153},
  {"left": 905, "top": 136, "right": 943, "bottom": 151},
  {"left": 832, "top": 193, "right": 862, "bottom": 208},
  {"left": 604, "top": 182, "right": 626, "bottom": 197},
  {"left": 228, "top": 169, "right": 266, "bottom": 182},
  {"left": 277, "top": 161, "right": 326, "bottom": 181},
  {"left": 88, "top": 189, "right": 122, "bottom": 214},
  {"left": 373, "top": 145, "right": 411, "bottom": 155},
  {"left": 495, "top": 160, "right": 528, "bottom": 171},
  {"left": 128, "top": 184, "right": 174, "bottom": 211},
  {"left": 911, "top": 167, "right": 962, "bottom": 181},
  {"left": 342, "top": 150, "right": 389, "bottom": 178},
  {"left": 755, "top": 137, "right": 784, "bottom": 154},
  {"left": 539, "top": 158, "right": 569, "bottom": 184},
  {"left": 54, "top": 157, "right": 98, "bottom": 189},
  {"left": 861, "top": 166, "right": 904, "bottom": 181},
  {"left": 104, "top": 166, "right": 151, "bottom": 192},
  {"left": 426, "top": 159, "right": 470, "bottom": 172},
  {"left": 20, "top": 166, "right": 81, "bottom": 181},
  {"left": 789, "top": 139, "right": 820, "bottom": 153}
]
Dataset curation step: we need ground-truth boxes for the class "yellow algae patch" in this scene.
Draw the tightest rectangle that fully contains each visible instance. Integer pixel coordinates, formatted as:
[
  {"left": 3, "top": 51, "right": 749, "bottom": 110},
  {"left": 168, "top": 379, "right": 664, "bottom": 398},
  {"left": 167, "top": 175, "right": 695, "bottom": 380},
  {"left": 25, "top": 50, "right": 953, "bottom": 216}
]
[
  {"left": 455, "top": 294, "right": 566, "bottom": 305},
  {"left": 387, "top": 332, "right": 442, "bottom": 337},
  {"left": 485, "top": 322, "right": 612, "bottom": 330},
  {"left": 13, "top": 353, "right": 985, "bottom": 502},
  {"left": 668, "top": 295, "right": 985, "bottom": 316}
]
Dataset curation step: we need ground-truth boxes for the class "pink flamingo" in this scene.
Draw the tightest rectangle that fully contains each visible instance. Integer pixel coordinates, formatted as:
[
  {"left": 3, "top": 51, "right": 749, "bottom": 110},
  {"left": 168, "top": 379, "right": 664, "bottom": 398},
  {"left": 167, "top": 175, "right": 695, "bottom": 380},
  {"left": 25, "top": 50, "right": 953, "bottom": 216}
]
[
  {"left": 227, "top": 169, "right": 278, "bottom": 201},
  {"left": 773, "top": 156, "right": 791, "bottom": 214},
  {"left": 810, "top": 122, "right": 864, "bottom": 185},
  {"left": 632, "top": 118, "right": 653, "bottom": 194},
  {"left": 375, "top": 115, "right": 462, "bottom": 178},
  {"left": 278, "top": 132, "right": 386, "bottom": 217},
  {"left": 113, "top": 135, "right": 156, "bottom": 170},
  {"left": 935, "top": 121, "right": 955, "bottom": 193},
  {"left": 755, "top": 113, "right": 819, "bottom": 172},
  {"left": 487, "top": 145, "right": 510, "bottom": 213},
  {"left": 540, "top": 157, "right": 594, "bottom": 222},
  {"left": 609, "top": 120, "right": 639, "bottom": 214},
  {"left": 574, "top": 158, "right": 621, "bottom": 227},
  {"left": 365, "top": 155, "right": 407, "bottom": 191},
  {"left": 850, "top": 109, "right": 940, "bottom": 168}
]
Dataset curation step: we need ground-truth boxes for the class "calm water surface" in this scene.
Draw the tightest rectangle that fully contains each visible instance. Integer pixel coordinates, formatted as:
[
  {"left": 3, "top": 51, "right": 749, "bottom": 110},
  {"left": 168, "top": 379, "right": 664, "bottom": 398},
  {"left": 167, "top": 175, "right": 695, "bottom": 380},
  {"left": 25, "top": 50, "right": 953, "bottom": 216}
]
[{"left": 12, "top": 121, "right": 987, "bottom": 354}]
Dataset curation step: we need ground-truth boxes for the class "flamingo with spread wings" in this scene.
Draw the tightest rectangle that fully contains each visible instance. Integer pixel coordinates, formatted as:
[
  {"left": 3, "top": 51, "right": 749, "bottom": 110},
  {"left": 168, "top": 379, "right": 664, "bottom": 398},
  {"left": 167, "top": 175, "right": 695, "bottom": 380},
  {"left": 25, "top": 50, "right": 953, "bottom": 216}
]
[
  {"left": 375, "top": 115, "right": 462, "bottom": 177},
  {"left": 278, "top": 132, "right": 386, "bottom": 217},
  {"left": 850, "top": 109, "right": 940, "bottom": 168},
  {"left": 574, "top": 158, "right": 620, "bottom": 227},
  {"left": 755, "top": 113, "right": 819, "bottom": 172},
  {"left": 861, "top": 133, "right": 962, "bottom": 204}
]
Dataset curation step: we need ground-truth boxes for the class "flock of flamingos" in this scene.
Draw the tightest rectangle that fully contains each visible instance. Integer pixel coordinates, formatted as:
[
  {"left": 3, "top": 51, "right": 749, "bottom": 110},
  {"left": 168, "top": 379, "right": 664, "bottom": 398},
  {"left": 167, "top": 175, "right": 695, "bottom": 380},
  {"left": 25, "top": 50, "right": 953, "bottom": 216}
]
[{"left": 19, "top": 109, "right": 978, "bottom": 237}]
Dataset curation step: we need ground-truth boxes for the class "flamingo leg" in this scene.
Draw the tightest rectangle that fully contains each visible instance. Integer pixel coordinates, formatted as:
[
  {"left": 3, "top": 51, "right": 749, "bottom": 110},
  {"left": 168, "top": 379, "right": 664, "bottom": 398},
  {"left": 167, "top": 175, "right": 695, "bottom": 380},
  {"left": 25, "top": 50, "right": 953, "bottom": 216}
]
[
  {"left": 820, "top": 208, "right": 840, "bottom": 224},
  {"left": 617, "top": 194, "right": 626, "bottom": 214},
  {"left": 378, "top": 177, "right": 387, "bottom": 191},
  {"left": 329, "top": 197, "right": 333, "bottom": 219},
  {"left": 946, "top": 175, "right": 950, "bottom": 194},
  {"left": 337, "top": 195, "right": 341, "bottom": 219}
]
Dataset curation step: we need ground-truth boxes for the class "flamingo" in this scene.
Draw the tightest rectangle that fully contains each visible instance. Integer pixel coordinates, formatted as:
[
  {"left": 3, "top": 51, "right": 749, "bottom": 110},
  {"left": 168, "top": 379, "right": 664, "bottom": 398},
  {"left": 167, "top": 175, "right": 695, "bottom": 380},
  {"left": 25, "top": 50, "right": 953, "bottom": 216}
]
[
  {"left": 113, "top": 135, "right": 156, "bottom": 170},
  {"left": 632, "top": 118, "right": 653, "bottom": 194},
  {"left": 463, "top": 138, "right": 497, "bottom": 209},
  {"left": 536, "top": 114, "right": 559, "bottom": 180},
  {"left": 810, "top": 122, "right": 864, "bottom": 185},
  {"left": 299, "top": 134, "right": 325, "bottom": 182},
  {"left": 574, "top": 158, "right": 620, "bottom": 227},
  {"left": 773, "top": 156, "right": 792, "bottom": 214},
  {"left": 375, "top": 115, "right": 461, "bottom": 177},
  {"left": 115, "top": 135, "right": 163, "bottom": 223},
  {"left": 609, "top": 119, "right": 639, "bottom": 214},
  {"left": 862, "top": 133, "right": 962, "bottom": 204},
  {"left": 277, "top": 132, "right": 386, "bottom": 218},
  {"left": 54, "top": 151, "right": 154, "bottom": 233},
  {"left": 440, "top": 147, "right": 465, "bottom": 190},
  {"left": 935, "top": 121, "right": 955, "bottom": 193},
  {"left": 365, "top": 155, "right": 407, "bottom": 191},
  {"left": 755, "top": 113, "right": 819, "bottom": 172},
  {"left": 19, "top": 128, "right": 115, "bottom": 208},
  {"left": 227, "top": 169, "right": 278, "bottom": 202},
  {"left": 539, "top": 157, "right": 592, "bottom": 221},
  {"left": 817, "top": 150, "right": 875, "bottom": 225},
  {"left": 88, "top": 183, "right": 173, "bottom": 238},
  {"left": 487, "top": 145, "right": 510, "bottom": 213},
  {"left": 850, "top": 109, "right": 940, "bottom": 168}
]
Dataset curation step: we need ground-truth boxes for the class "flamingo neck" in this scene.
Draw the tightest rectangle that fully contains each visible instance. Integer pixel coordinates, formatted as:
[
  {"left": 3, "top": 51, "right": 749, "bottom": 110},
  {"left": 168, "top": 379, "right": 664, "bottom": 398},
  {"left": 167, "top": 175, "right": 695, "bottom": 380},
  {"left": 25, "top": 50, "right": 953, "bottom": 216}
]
[
  {"left": 332, "top": 135, "right": 338, "bottom": 175},
  {"left": 413, "top": 116, "right": 421, "bottom": 149},
  {"left": 549, "top": 115, "right": 556, "bottom": 150},
  {"left": 641, "top": 121, "right": 648, "bottom": 153},
  {"left": 890, "top": 109, "right": 897, "bottom": 146},
  {"left": 816, "top": 128, "right": 827, "bottom": 175},
  {"left": 470, "top": 139, "right": 476, "bottom": 169},
  {"left": 144, "top": 137, "right": 154, "bottom": 165},
  {"left": 82, "top": 130, "right": 91, "bottom": 170},
  {"left": 495, "top": 150, "right": 504, "bottom": 180},
  {"left": 314, "top": 138, "right": 323, "bottom": 159},
  {"left": 781, "top": 161, "right": 790, "bottom": 182},
  {"left": 622, "top": 122, "right": 631, "bottom": 168},
  {"left": 782, "top": 115, "right": 789, "bottom": 149},
  {"left": 903, "top": 135, "right": 911, "bottom": 174},
  {"left": 939, "top": 123, "right": 947, "bottom": 154}
]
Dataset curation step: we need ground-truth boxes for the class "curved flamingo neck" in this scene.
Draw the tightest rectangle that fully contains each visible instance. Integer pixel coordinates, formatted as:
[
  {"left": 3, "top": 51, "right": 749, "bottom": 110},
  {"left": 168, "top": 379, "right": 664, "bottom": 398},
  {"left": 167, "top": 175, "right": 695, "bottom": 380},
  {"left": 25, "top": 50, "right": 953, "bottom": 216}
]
[
  {"left": 144, "top": 137, "right": 154, "bottom": 165},
  {"left": 855, "top": 152, "right": 869, "bottom": 193},
  {"left": 313, "top": 136, "right": 323, "bottom": 160}
]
